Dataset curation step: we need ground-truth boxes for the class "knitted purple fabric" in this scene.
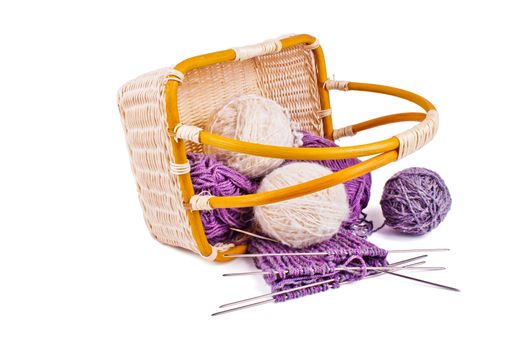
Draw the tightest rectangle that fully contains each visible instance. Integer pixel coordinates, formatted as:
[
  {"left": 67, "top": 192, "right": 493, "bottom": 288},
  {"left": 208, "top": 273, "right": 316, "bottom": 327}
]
[
  {"left": 248, "top": 226, "right": 388, "bottom": 302},
  {"left": 298, "top": 132, "right": 372, "bottom": 225},
  {"left": 187, "top": 153, "right": 257, "bottom": 245},
  {"left": 380, "top": 167, "right": 451, "bottom": 235}
]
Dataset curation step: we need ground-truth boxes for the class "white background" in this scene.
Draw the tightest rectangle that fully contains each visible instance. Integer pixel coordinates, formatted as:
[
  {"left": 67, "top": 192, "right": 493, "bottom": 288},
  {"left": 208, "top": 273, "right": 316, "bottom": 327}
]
[{"left": 1, "top": 1, "right": 523, "bottom": 349}]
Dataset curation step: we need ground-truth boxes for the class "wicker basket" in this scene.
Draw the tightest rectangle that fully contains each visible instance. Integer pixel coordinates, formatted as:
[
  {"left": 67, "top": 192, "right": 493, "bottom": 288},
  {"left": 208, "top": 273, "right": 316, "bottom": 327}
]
[{"left": 117, "top": 34, "right": 438, "bottom": 262}]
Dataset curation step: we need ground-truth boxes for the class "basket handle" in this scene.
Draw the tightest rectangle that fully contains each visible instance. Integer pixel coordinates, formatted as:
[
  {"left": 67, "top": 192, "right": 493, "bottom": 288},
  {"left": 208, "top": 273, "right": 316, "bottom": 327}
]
[
  {"left": 172, "top": 82, "right": 437, "bottom": 160},
  {"left": 173, "top": 81, "right": 438, "bottom": 210},
  {"left": 326, "top": 81, "right": 439, "bottom": 159},
  {"left": 187, "top": 150, "right": 398, "bottom": 210}
]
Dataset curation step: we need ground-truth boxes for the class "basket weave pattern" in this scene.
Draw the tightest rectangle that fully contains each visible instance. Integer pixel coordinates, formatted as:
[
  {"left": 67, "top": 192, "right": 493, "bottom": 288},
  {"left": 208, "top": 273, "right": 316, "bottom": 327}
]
[{"left": 118, "top": 68, "right": 196, "bottom": 252}]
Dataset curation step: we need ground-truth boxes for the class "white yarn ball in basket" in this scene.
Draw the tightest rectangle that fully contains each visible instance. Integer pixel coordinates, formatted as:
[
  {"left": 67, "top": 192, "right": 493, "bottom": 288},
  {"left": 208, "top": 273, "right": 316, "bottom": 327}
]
[
  {"left": 254, "top": 163, "right": 349, "bottom": 248},
  {"left": 204, "top": 94, "right": 301, "bottom": 178}
]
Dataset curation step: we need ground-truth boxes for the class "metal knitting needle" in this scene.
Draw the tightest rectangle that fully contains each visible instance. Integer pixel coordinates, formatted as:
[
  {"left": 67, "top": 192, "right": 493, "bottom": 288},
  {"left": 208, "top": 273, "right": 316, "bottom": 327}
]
[
  {"left": 382, "top": 270, "right": 460, "bottom": 292},
  {"left": 230, "top": 228, "right": 280, "bottom": 243},
  {"left": 212, "top": 259, "right": 426, "bottom": 316},
  {"left": 218, "top": 278, "right": 338, "bottom": 309},
  {"left": 224, "top": 248, "right": 449, "bottom": 258},
  {"left": 218, "top": 255, "right": 426, "bottom": 310},
  {"left": 223, "top": 265, "right": 445, "bottom": 277},
  {"left": 217, "top": 262, "right": 430, "bottom": 310},
  {"left": 373, "top": 254, "right": 426, "bottom": 267},
  {"left": 213, "top": 257, "right": 426, "bottom": 316},
  {"left": 211, "top": 299, "right": 274, "bottom": 317}
]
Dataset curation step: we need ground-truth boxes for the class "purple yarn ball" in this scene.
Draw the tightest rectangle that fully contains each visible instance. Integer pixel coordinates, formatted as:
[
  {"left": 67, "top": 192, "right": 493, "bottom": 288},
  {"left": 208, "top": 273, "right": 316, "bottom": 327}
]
[
  {"left": 187, "top": 153, "right": 257, "bottom": 245},
  {"left": 380, "top": 167, "right": 451, "bottom": 235},
  {"left": 299, "top": 132, "right": 372, "bottom": 225}
]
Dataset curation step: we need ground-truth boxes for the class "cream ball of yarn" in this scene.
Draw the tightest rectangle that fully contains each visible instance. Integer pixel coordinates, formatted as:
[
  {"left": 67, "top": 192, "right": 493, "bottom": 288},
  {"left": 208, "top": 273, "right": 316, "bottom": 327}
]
[
  {"left": 254, "top": 163, "right": 349, "bottom": 248},
  {"left": 204, "top": 94, "right": 300, "bottom": 178}
]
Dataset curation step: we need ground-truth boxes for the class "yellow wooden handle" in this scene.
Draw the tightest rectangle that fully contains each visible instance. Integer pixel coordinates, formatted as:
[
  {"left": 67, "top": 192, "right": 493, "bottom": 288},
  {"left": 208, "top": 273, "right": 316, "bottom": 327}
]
[
  {"left": 351, "top": 112, "right": 426, "bottom": 134},
  {"left": 207, "top": 151, "right": 398, "bottom": 209},
  {"left": 347, "top": 82, "right": 435, "bottom": 111},
  {"left": 200, "top": 131, "right": 399, "bottom": 160}
]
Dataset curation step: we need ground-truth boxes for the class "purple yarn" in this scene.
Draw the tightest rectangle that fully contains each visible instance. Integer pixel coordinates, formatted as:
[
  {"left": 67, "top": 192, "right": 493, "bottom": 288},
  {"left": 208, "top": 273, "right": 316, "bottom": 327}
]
[
  {"left": 380, "top": 167, "right": 451, "bottom": 235},
  {"left": 246, "top": 133, "right": 382, "bottom": 302},
  {"left": 299, "top": 132, "right": 372, "bottom": 225},
  {"left": 248, "top": 227, "right": 388, "bottom": 302},
  {"left": 187, "top": 153, "right": 257, "bottom": 245}
]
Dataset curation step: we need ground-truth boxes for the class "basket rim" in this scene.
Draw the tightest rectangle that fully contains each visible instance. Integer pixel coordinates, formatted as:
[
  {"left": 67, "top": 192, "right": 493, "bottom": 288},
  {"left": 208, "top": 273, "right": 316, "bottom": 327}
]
[{"left": 164, "top": 34, "right": 332, "bottom": 262}]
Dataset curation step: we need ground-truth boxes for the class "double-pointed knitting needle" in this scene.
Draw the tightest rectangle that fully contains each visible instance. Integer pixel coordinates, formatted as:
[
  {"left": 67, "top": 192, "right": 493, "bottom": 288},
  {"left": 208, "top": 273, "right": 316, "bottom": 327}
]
[
  {"left": 212, "top": 299, "right": 275, "bottom": 317},
  {"left": 230, "top": 228, "right": 280, "bottom": 243},
  {"left": 212, "top": 255, "right": 425, "bottom": 316},
  {"left": 381, "top": 270, "right": 460, "bottom": 292},
  {"left": 224, "top": 248, "right": 449, "bottom": 258},
  {"left": 212, "top": 255, "right": 426, "bottom": 316},
  {"left": 223, "top": 265, "right": 445, "bottom": 277}
]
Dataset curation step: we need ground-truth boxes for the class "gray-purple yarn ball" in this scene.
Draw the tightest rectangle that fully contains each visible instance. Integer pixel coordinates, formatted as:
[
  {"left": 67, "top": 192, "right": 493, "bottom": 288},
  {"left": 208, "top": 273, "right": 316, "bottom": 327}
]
[{"left": 380, "top": 167, "right": 451, "bottom": 235}]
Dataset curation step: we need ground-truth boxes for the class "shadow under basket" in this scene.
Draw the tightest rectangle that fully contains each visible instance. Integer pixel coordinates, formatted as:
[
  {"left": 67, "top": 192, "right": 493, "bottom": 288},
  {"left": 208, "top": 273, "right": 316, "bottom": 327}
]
[{"left": 117, "top": 34, "right": 439, "bottom": 262}]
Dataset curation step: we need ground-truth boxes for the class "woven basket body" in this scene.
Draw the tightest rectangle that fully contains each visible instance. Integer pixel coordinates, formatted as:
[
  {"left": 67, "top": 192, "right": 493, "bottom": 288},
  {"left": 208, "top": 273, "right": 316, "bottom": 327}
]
[
  {"left": 118, "top": 44, "right": 325, "bottom": 256},
  {"left": 117, "top": 34, "right": 438, "bottom": 261}
]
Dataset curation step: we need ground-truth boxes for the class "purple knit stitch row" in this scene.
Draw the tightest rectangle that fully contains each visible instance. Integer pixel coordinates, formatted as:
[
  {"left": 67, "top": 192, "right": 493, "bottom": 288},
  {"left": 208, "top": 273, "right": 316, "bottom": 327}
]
[{"left": 248, "top": 225, "right": 388, "bottom": 302}]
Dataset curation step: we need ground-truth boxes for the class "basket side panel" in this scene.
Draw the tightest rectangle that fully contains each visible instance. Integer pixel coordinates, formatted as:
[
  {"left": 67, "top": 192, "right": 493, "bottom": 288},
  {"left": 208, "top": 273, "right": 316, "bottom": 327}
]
[
  {"left": 177, "top": 60, "right": 260, "bottom": 153},
  {"left": 255, "top": 45, "right": 324, "bottom": 136},
  {"left": 117, "top": 68, "right": 198, "bottom": 253}
]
